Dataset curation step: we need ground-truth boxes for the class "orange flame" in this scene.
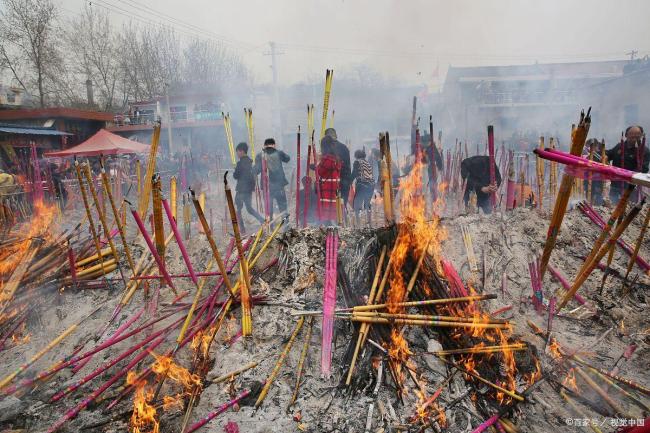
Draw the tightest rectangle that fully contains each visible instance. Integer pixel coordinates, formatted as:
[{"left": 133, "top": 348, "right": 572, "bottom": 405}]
[
  {"left": 151, "top": 353, "right": 201, "bottom": 390},
  {"left": 127, "top": 371, "right": 159, "bottom": 433}
]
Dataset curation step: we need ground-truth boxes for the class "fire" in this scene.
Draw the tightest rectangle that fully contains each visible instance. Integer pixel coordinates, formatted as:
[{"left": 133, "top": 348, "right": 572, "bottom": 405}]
[
  {"left": 0, "top": 202, "right": 56, "bottom": 280},
  {"left": 127, "top": 371, "right": 159, "bottom": 433},
  {"left": 548, "top": 339, "right": 562, "bottom": 359},
  {"left": 563, "top": 368, "right": 579, "bottom": 392},
  {"left": 384, "top": 158, "right": 447, "bottom": 388},
  {"left": 11, "top": 323, "right": 30, "bottom": 345},
  {"left": 162, "top": 394, "right": 184, "bottom": 411},
  {"left": 151, "top": 353, "right": 201, "bottom": 390}
]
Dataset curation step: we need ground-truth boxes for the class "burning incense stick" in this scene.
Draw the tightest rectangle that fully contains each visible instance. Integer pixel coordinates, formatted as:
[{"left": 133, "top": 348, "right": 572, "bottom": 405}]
[
  {"left": 100, "top": 163, "right": 136, "bottom": 285},
  {"left": 321, "top": 229, "right": 338, "bottom": 376},
  {"left": 559, "top": 195, "right": 643, "bottom": 310},
  {"left": 350, "top": 311, "right": 508, "bottom": 324},
  {"left": 624, "top": 204, "right": 650, "bottom": 282},
  {"left": 436, "top": 356, "right": 524, "bottom": 402},
  {"left": 74, "top": 160, "right": 107, "bottom": 276},
  {"left": 209, "top": 362, "right": 258, "bottom": 384},
  {"left": 256, "top": 316, "right": 305, "bottom": 408},
  {"left": 420, "top": 343, "right": 526, "bottom": 356},
  {"left": 0, "top": 306, "right": 100, "bottom": 390},
  {"left": 345, "top": 246, "right": 387, "bottom": 386},
  {"left": 539, "top": 109, "right": 591, "bottom": 278},
  {"left": 128, "top": 203, "right": 178, "bottom": 295},
  {"left": 190, "top": 189, "right": 235, "bottom": 298},
  {"left": 137, "top": 121, "right": 161, "bottom": 217},
  {"left": 224, "top": 171, "right": 253, "bottom": 336},
  {"left": 320, "top": 69, "right": 333, "bottom": 139},
  {"left": 83, "top": 162, "right": 127, "bottom": 287},
  {"left": 294, "top": 294, "right": 497, "bottom": 316},
  {"left": 350, "top": 316, "right": 510, "bottom": 329}
]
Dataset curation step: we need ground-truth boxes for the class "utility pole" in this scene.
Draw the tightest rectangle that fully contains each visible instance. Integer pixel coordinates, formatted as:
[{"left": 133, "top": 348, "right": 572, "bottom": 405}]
[
  {"left": 265, "top": 42, "right": 284, "bottom": 139},
  {"left": 626, "top": 50, "right": 638, "bottom": 60},
  {"left": 165, "top": 83, "right": 174, "bottom": 156}
]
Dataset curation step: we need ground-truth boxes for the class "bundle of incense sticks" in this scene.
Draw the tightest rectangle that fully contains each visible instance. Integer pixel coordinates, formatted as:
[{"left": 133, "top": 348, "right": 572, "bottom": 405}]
[
  {"left": 441, "top": 259, "right": 468, "bottom": 297},
  {"left": 577, "top": 201, "right": 650, "bottom": 271},
  {"left": 244, "top": 108, "right": 255, "bottom": 158},
  {"left": 222, "top": 112, "right": 236, "bottom": 165},
  {"left": 539, "top": 109, "right": 591, "bottom": 279},
  {"left": 137, "top": 121, "right": 161, "bottom": 217},
  {"left": 461, "top": 225, "right": 478, "bottom": 273},
  {"left": 321, "top": 229, "right": 338, "bottom": 377},
  {"left": 535, "top": 147, "right": 650, "bottom": 189},
  {"left": 320, "top": 69, "right": 334, "bottom": 139}
]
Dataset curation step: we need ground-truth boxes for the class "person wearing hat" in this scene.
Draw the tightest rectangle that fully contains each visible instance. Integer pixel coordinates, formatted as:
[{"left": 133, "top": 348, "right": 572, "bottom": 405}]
[
  {"left": 255, "top": 137, "right": 290, "bottom": 219},
  {"left": 233, "top": 142, "right": 264, "bottom": 232},
  {"left": 325, "top": 128, "right": 351, "bottom": 207},
  {"left": 606, "top": 125, "right": 648, "bottom": 203}
]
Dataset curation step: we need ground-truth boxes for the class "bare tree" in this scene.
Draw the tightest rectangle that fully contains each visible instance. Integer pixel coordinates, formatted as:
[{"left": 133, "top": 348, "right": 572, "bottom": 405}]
[
  {"left": 182, "top": 39, "right": 248, "bottom": 89},
  {"left": 64, "top": 5, "right": 121, "bottom": 110},
  {"left": 0, "top": 0, "right": 63, "bottom": 107}
]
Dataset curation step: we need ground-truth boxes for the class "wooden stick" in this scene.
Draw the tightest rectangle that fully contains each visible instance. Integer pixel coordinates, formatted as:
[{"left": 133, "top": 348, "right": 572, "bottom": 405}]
[
  {"left": 224, "top": 172, "right": 253, "bottom": 336},
  {"left": 255, "top": 316, "right": 305, "bottom": 408},
  {"left": 288, "top": 316, "right": 314, "bottom": 409}
]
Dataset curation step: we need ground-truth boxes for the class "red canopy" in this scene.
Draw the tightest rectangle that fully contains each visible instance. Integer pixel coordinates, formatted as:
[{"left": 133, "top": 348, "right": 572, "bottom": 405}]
[{"left": 44, "top": 129, "right": 149, "bottom": 157}]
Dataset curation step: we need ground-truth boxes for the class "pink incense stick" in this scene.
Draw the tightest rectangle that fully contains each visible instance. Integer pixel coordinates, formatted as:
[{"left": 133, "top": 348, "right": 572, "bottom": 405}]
[
  {"left": 184, "top": 389, "right": 250, "bottom": 433},
  {"left": 162, "top": 198, "right": 199, "bottom": 286},
  {"left": 71, "top": 306, "right": 145, "bottom": 374},
  {"left": 472, "top": 414, "right": 499, "bottom": 433},
  {"left": 321, "top": 230, "right": 337, "bottom": 376},
  {"left": 129, "top": 205, "right": 177, "bottom": 293}
]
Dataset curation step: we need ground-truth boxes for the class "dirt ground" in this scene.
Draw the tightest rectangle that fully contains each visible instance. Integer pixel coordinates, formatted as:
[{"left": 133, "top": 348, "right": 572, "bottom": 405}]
[{"left": 1, "top": 201, "right": 649, "bottom": 433}]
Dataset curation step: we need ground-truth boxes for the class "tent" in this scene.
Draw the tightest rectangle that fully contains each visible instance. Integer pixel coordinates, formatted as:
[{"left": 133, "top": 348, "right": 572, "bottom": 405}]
[{"left": 44, "top": 129, "right": 149, "bottom": 157}]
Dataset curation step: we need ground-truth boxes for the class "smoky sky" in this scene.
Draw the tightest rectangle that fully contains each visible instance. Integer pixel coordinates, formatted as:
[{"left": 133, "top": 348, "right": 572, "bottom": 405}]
[{"left": 60, "top": 0, "right": 650, "bottom": 86}]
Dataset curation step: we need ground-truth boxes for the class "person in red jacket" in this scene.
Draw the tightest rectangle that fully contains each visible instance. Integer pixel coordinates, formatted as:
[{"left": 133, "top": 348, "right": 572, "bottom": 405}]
[{"left": 317, "top": 136, "right": 342, "bottom": 225}]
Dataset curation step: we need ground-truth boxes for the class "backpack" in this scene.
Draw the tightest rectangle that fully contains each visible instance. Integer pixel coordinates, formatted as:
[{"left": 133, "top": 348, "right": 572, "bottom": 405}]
[
  {"left": 356, "top": 159, "right": 373, "bottom": 185},
  {"left": 263, "top": 149, "right": 285, "bottom": 185}
]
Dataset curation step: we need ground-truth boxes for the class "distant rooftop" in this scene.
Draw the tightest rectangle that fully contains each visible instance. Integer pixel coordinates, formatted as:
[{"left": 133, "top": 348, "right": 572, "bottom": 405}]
[
  {"left": 445, "top": 60, "right": 629, "bottom": 86},
  {"left": 0, "top": 107, "right": 113, "bottom": 122}
]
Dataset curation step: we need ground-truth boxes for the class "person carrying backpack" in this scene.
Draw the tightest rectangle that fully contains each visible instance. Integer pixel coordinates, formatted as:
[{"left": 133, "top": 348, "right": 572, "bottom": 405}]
[
  {"left": 317, "top": 136, "right": 342, "bottom": 225},
  {"left": 255, "top": 137, "right": 290, "bottom": 219},
  {"left": 352, "top": 148, "right": 374, "bottom": 226}
]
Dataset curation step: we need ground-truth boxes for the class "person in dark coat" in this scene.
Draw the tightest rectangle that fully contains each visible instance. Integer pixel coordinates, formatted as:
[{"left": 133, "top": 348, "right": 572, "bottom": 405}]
[
  {"left": 255, "top": 137, "right": 290, "bottom": 219},
  {"left": 325, "top": 128, "right": 351, "bottom": 206},
  {"left": 460, "top": 155, "right": 501, "bottom": 214},
  {"left": 606, "top": 125, "right": 648, "bottom": 203},
  {"left": 233, "top": 142, "right": 264, "bottom": 232}
]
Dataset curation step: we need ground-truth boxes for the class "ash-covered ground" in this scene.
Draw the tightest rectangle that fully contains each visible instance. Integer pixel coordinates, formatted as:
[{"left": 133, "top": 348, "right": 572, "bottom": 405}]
[{"left": 1, "top": 203, "right": 649, "bottom": 433}]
